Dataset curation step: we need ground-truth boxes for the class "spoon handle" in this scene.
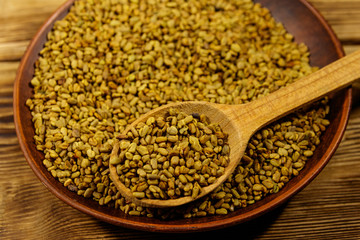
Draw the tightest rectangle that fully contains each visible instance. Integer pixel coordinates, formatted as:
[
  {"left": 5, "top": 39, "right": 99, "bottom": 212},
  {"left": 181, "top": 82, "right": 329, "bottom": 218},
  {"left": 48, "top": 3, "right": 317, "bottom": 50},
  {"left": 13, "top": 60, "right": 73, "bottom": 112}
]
[{"left": 238, "top": 49, "right": 360, "bottom": 131}]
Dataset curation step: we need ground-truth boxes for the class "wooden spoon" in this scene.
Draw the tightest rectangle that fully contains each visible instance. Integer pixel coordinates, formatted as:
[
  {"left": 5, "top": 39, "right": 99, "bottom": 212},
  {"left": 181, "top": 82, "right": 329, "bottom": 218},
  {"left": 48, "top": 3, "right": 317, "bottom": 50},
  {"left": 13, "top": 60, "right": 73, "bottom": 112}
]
[{"left": 109, "top": 49, "right": 360, "bottom": 208}]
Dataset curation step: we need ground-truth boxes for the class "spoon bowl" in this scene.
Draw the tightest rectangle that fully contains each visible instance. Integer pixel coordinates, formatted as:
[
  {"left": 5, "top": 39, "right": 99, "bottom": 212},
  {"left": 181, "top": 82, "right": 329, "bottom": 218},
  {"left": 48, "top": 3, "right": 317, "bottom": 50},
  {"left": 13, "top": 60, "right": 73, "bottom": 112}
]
[
  {"left": 110, "top": 49, "right": 360, "bottom": 208},
  {"left": 109, "top": 101, "right": 245, "bottom": 207}
]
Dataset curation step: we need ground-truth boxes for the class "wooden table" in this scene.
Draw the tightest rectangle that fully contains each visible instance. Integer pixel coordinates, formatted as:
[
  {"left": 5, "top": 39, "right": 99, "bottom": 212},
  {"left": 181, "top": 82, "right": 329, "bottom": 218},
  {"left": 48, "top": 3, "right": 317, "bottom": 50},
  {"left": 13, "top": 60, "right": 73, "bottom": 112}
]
[{"left": 1, "top": 0, "right": 360, "bottom": 239}]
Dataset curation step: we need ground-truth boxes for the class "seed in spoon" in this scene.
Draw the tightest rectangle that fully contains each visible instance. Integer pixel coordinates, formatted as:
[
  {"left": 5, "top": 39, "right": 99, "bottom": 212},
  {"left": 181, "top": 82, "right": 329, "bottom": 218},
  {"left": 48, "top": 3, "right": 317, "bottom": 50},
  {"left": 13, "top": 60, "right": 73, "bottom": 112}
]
[{"left": 110, "top": 108, "right": 230, "bottom": 201}]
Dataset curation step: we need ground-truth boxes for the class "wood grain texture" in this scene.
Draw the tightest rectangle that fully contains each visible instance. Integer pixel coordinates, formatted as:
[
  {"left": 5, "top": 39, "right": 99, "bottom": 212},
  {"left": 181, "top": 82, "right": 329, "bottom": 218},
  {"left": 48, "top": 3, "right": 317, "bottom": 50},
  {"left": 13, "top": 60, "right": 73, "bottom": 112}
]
[
  {"left": 1, "top": 0, "right": 360, "bottom": 239},
  {"left": 310, "top": 0, "right": 360, "bottom": 42}
]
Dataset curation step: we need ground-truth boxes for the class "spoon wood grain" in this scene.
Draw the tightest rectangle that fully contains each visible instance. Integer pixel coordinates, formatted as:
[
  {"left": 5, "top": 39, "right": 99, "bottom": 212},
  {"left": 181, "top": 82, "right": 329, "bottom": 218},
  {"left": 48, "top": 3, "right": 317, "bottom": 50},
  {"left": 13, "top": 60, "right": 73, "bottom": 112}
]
[{"left": 110, "top": 49, "right": 360, "bottom": 208}]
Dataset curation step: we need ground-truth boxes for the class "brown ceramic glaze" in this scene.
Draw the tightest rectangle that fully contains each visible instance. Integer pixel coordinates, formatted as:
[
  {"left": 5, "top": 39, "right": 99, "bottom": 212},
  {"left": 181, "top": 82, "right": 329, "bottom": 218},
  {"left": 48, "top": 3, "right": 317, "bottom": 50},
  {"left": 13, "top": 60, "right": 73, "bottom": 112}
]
[{"left": 13, "top": 0, "right": 352, "bottom": 233}]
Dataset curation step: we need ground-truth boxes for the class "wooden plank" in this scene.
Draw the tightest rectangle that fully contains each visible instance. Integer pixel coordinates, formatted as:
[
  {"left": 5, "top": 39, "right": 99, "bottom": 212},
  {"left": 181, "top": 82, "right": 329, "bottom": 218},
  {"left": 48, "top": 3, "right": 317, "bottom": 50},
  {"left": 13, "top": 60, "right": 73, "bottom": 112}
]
[
  {"left": 0, "top": 0, "right": 67, "bottom": 43},
  {"left": 309, "top": 0, "right": 360, "bottom": 41},
  {"left": 343, "top": 45, "right": 360, "bottom": 54},
  {"left": 0, "top": 62, "right": 19, "bottom": 86},
  {"left": 1, "top": 0, "right": 360, "bottom": 60},
  {"left": 0, "top": 41, "right": 28, "bottom": 61}
]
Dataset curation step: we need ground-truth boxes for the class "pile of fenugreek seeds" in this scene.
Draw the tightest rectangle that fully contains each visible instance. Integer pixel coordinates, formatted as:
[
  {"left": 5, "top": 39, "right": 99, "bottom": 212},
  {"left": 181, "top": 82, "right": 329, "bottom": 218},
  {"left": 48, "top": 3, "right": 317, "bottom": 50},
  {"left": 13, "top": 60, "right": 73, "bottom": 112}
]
[
  {"left": 110, "top": 108, "right": 230, "bottom": 200},
  {"left": 26, "top": 0, "right": 330, "bottom": 218}
]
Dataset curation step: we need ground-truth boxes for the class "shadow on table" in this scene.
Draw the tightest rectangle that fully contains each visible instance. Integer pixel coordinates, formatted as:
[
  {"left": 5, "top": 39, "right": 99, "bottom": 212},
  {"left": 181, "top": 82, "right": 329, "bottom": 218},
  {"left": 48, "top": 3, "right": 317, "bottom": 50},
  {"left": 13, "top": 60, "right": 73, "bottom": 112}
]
[
  {"left": 101, "top": 202, "right": 287, "bottom": 239},
  {"left": 181, "top": 203, "right": 286, "bottom": 239}
]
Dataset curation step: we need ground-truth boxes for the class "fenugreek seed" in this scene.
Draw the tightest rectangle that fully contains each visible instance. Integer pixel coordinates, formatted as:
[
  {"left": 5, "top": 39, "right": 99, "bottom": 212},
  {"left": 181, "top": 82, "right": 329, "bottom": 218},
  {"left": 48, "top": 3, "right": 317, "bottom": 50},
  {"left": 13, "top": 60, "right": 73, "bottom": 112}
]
[
  {"left": 274, "top": 141, "right": 285, "bottom": 148},
  {"left": 278, "top": 147, "right": 288, "bottom": 156},
  {"left": 183, "top": 183, "right": 193, "bottom": 192},
  {"left": 125, "top": 152, "right": 133, "bottom": 160},
  {"left": 137, "top": 168, "right": 147, "bottom": 178},
  {"left": 281, "top": 167, "right": 289, "bottom": 176},
  {"left": 143, "top": 164, "right": 152, "bottom": 173},
  {"left": 270, "top": 153, "right": 280, "bottom": 159},
  {"left": 272, "top": 171, "right": 281, "bottom": 183},
  {"left": 184, "top": 115, "right": 193, "bottom": 124},
  {"left": 167, "top": 135, "right": 179, "bottom": 142},
  {"left": 128, "top": 143, "right": 137, "bottom": 153},
  {"left": 199, "top": 135, "right": 209, "bottom": 145},
  {"left": 163, "top": 169, "right": 173, "bottom": 178},
  {"left": 110, "top": 156, "right": 121, "bottom": 165},
  {"left": 322, "top": 119, "right": 330, "bottom": 126},
  {"left": 64, "top": 178, "right": 72, "bottom": 187},
  {"left": 292, "top": 151, "right": 301, "bottom": 161},
  {"left": 83, "top": 188, "right": 93, "bottom": 198},
  {"left": 253, "top": 184, "right": 265, "bottom": 191},
  {"left": 179, "top": 174, "right": 188, "bottom": 184},
  {"left": 231, "top": 43, "right": 241, "bottom": 52},
  {"left": 303, "top": 150, "right": 313, "bottom": 157},
  {"left": 120, "top": 140, "right": 131, "bottom": 150},
  {"left": 123, "top": 42, "right": 133, "bottom": 52},
  {"left": 130, "top": 127, "right": 139, "bottom": 137},
  {"left": 157, "top": 148, "right": 169, "bottom": 156},
  {"left": 215, "top": 191, "right": 226, "bottom": 199},
  {"left": 188, "top": 123, "right": 196, "bottom": 134},
  {"left": 215, "top": 208, "right": 228, "bottom": 215},
  {"left": 291, "top": 144, "right": 301, "bottom": 152},
  {"left": 30, "top": 77, "right": 40, "bottom": 86},
  {"left": 280, "top": 176, "right": 290, "bottom": 183},
  {"left": 149, "top": 185, "right": 160, "bottom": 193},
  {"left": 167, "top": 126, "right": 178, "bottom": 135},
  {"left": 192, "top": 184, "right": 201, "bottom": 198},
  {"left": 43, "top": 159, "right": 52, "bottom": 168},
  {"left": 298, "top": 140, "right": 309, "bottom": 146},
  {"left": 139, "top": 125, "right": 150, "bottom": 138},
  {"left": 133, "top": 192, "right": 145, "bottom": 199},
  {"left": 270, "top": 159, "right": 280, "bottom": 167},
  {"left": 71, "top": 171, "right": 80, "bottom": 179},
  {"left": 155, "top": 136, "right": 167, "bottom": 143},
  {"left": 196, "top": 211, "right": 207, "bottom": 217},
  {"left": 264, "top": 139, "right": 274, "bottom": 150},
  {"left": 293, "top": 162, "right": 304, "bottom": 169},
  {"left": 189, "top": 136, "right": 202, "bottom": 152},
  {"left": 81, "top": 158, "right": 90, "bottom": 168},
  {"left": 262, "top": 179, "right": 274, "bottom": 189},
  {"left": 159, "top": 174, "right": 168, "bottom": 182},
  {"left": 208, "top": 176, "right": 216, "bottom": 184},
  {"left": 146, "top": 117, "right": 155, "bottom": 126},
  {"left": 137, "top": 145, "right": 149, "bottom": 156},
  {"left": 147, "top": 179, "right": 159, "bottom": 185},
  {"left": 150, "top": 158, "right": 158, "bottom": 169},
  {"left": 235, "top": 173, "right": 244, "bottom": 183}
]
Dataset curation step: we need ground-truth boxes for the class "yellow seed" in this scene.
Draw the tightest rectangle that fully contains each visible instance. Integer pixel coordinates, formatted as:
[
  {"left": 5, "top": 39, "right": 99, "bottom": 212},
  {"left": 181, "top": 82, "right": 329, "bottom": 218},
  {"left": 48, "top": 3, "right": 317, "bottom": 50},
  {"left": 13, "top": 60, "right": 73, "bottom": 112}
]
[
  {"left": 133, "top": 192, "right": 145, "bottom": 198},
  {"left": 231, "top": 43, "right": 241, "bottom": 52}
]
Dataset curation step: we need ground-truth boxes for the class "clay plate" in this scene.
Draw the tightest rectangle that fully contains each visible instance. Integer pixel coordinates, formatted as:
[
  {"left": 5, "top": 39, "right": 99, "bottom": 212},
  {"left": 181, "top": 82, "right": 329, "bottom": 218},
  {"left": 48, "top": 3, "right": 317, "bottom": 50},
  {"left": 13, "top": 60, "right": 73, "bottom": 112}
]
[{"left": 13, "top": 0, "right": 351, "bottom": 233}]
